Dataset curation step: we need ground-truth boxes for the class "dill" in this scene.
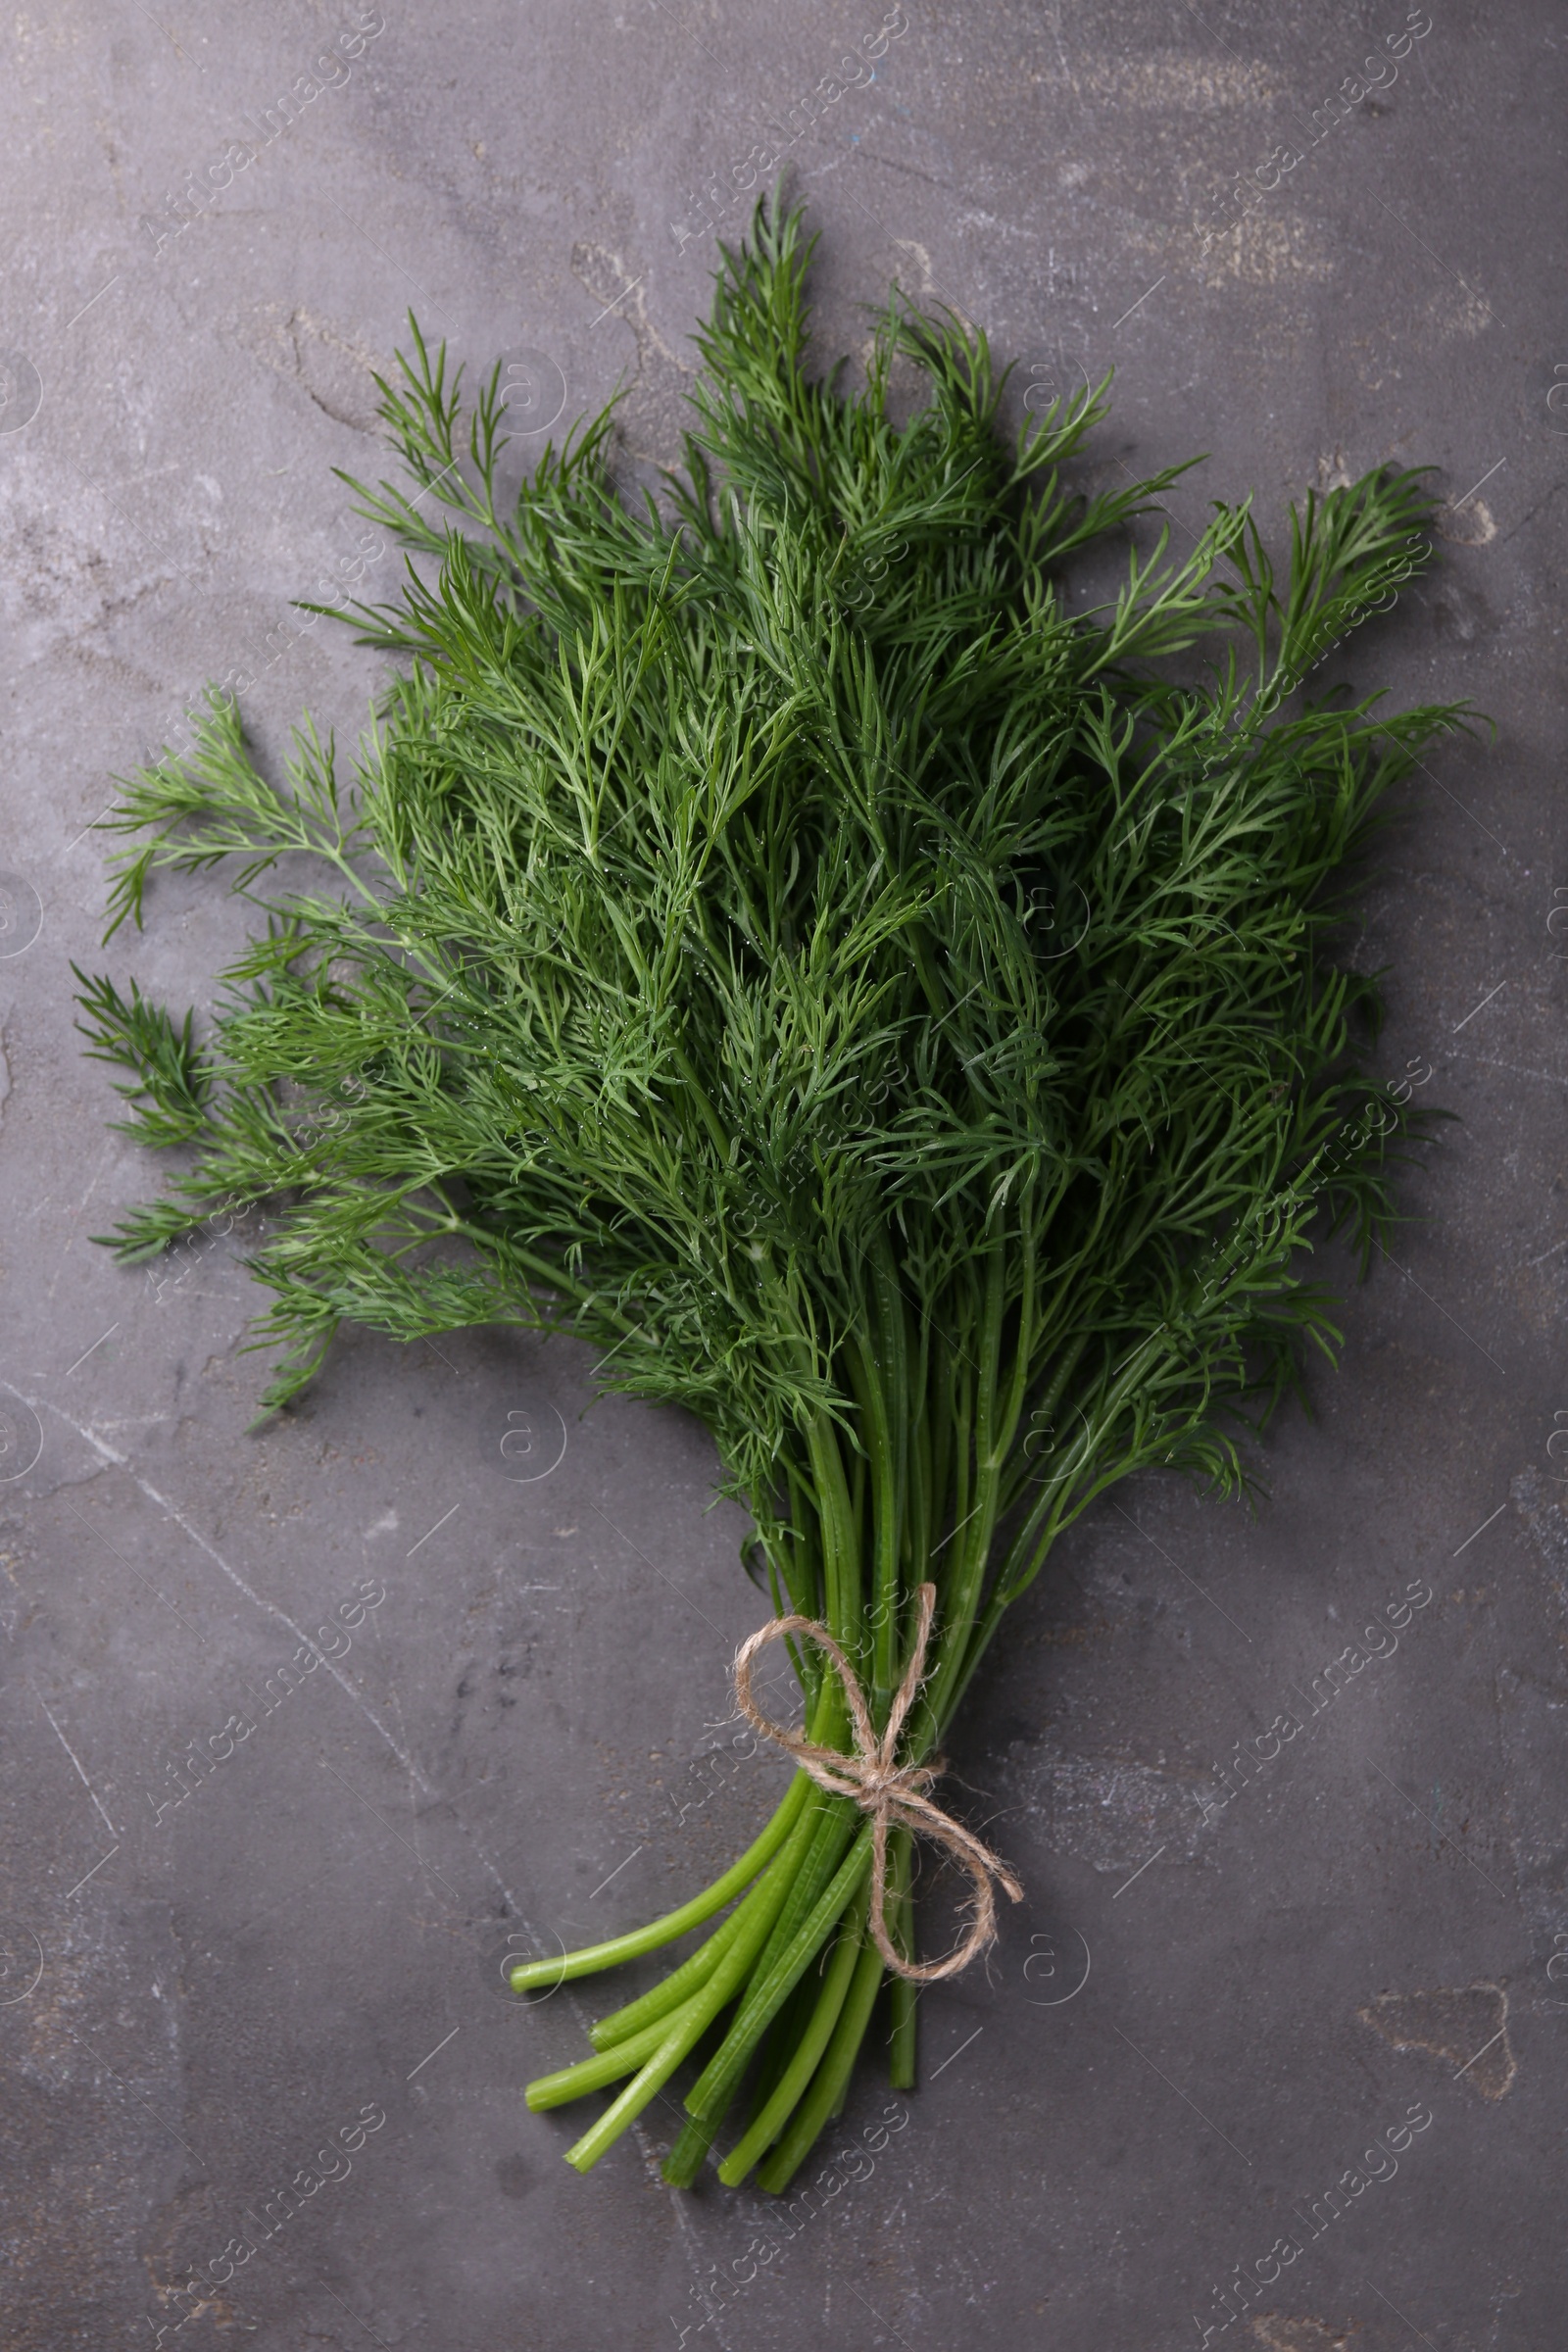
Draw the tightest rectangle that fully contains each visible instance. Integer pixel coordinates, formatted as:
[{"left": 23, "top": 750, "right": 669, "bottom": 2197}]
[{"left": 77, "top": 191, "right": 1474, "bottom": 2190}]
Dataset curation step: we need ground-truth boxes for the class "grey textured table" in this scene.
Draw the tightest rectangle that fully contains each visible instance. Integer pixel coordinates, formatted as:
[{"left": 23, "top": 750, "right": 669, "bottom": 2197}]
[{"left": 1, "top": 6, "right": 1563, "bottom": 2347}]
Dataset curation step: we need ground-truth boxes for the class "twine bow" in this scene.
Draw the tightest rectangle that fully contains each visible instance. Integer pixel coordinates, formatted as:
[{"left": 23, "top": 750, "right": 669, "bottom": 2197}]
[{"left": 732, "top": 1581, "right": 1023, "bottom": 1984}]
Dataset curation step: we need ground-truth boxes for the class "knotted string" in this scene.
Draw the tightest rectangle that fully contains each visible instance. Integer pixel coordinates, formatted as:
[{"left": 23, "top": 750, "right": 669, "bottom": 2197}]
[{"left": 731, "top": 1581, "right": 1022, "bottom": 1984}]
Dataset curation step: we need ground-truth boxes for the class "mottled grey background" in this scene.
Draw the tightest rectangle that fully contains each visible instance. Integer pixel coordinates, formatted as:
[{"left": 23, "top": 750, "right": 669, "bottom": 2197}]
[{"left": 1, "top": 4, "right": 1563, "bottom": 2348}]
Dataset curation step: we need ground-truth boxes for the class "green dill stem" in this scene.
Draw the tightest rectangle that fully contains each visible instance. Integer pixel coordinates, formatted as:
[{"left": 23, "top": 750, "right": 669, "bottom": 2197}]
[
  {"left": 867, "top": 1225, "right": 910, "bottom": 1708},
  {"left": 940, "top": 1338, "right": 1176, "bottom": 1732},
  {"left": 527, "top": 2000, "right": 698, "bottom": 2109},
  {"left": 681, "top": 1825, "right": 873, "bottom": 2127},
  {"left": 717, "top": 1879, "right": 870, "bottom": 2184},
  {"left": 746, "top": 1795, "right": 859, "bottom": 1981},
  {"left": 535, "top": 1763, "right": 858, "bottom": 2166},
  {"left": 942, "top": 1380, "right": 1131, "bottom": 1728},
  {"left": 846, "top": 1332, "right": 899, "bottom": 1712},
  {"left": 883, "top": 1825, "right": 917, "bottom": 2089},
  {"left": 849, "top": 1443, "right": 867, "bottom": 1577},
  {"left": 926, "top": 1328, "right": 955, "bottom": 1588},
  {"left": 999, "top": 1326, "right": 1092, "bottom": 1519},
  {"left": 887, "top": 1976, "right": 918, "bottom": 2090},
  {"left": 744, "top": 1957, "right": 829, "bottom": 2121},
  {"left": 560, "top": 1822, "right": 806, "bottom": 2174},
  {"left": 508, "top": 1769, "right": 809, "bottom": 1991},
  {"left": 561, "top": 2012, "right": 707, "bottom": 2176},
  {"left": 588, "top": 1902, "right": 749, "bottom": 2050},
  {"left": 662, "top": 2110, "right": 722, "bottom": 2188},
  {"left": 944, "top": 1464, "right": 1097, "bottom": 1731},
  {"left": 998, "top": 1220, "right": 1038, "bottom": 1465},
  {"left": 904, "top": 1346, "right": 933, "bottom": 1594},
  {"left": 806, "top": 1409, "right": 862, "bottom": 1653},
  {"left": 779, "top": 1459, "right": 826, "bottom": 1620},
  {"left": 754, "top": 1926, "right": 886, "bottom": 2195},
  {"left": 918, "top": 1250, "right": 1008, "bottom": 1737}
]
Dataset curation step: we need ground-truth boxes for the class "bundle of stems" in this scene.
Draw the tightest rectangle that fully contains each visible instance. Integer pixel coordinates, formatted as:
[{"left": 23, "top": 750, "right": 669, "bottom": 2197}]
[{"left": 78, "top": 192, "right": 1471, "bottom": 2190}]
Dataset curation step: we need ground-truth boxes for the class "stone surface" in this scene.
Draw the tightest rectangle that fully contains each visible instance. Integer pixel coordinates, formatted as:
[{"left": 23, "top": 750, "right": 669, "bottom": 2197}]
[
  {"left": 1358, "top": 1982, "right": 1517, "bottom": 2100},
  {"left": 1, "top": 4, "right": 1564, "bottom": 2347}
]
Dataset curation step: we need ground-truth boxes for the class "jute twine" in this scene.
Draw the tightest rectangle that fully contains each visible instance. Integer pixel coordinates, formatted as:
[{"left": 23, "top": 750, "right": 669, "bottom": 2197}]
[{"left": 731, "top": 1580, "right": 1022, "bottom": 1984}]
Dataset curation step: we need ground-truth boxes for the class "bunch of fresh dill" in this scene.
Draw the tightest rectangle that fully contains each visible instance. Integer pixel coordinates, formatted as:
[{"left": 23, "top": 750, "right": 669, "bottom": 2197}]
[{"left": 77, "top": 193, "right": 1470, "bottom": 2191}]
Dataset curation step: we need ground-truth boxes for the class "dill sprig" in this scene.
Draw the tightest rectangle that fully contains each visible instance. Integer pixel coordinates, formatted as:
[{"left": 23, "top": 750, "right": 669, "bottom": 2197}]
[{"left": 78, "top": 191, "right": 1473, "bottom": 2190}]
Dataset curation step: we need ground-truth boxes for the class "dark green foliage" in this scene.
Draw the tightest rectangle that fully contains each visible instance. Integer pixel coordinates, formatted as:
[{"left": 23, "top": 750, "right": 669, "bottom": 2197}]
[
  {"left": 79, "top": 192, "right": 1473, "bottom": 2187},
  {"left": 74, "top": 970, "right": 211, "bottom": 1152}
]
